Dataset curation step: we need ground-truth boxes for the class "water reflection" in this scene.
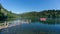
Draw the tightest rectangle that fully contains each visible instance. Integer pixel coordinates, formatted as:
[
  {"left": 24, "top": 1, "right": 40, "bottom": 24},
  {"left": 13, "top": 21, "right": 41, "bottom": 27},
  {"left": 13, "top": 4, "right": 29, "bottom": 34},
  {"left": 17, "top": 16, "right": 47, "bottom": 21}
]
[
  {"left": 1, "top": 23, "right": 60, "bottom": 34},
  {"left": 39, "top": 18, "right": 60, "bottom": 24},
  {"left": 0, "top": 19, "right": 60, "bottom": 34}
]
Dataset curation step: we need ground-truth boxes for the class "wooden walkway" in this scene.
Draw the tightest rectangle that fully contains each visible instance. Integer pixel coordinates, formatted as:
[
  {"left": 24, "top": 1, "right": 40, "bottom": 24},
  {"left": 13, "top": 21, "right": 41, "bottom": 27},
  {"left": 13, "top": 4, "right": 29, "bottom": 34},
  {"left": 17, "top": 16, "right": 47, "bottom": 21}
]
[
  {"left": 0, "top": 21, "right": 8, "bottom": 29},
  {"left": 0, "top": 25, "right": 8, "bottom": 29},
  {"left": 0, "top": 19, "right": 31, "bottom": 29}
]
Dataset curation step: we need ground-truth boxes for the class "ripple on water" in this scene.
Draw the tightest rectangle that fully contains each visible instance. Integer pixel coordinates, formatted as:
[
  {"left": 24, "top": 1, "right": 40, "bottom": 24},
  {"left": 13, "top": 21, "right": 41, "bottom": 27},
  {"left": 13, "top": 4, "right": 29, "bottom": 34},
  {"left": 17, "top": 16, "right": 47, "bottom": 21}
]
[{"left": 1, "top": 22, "right": 60, "bottom": 34}]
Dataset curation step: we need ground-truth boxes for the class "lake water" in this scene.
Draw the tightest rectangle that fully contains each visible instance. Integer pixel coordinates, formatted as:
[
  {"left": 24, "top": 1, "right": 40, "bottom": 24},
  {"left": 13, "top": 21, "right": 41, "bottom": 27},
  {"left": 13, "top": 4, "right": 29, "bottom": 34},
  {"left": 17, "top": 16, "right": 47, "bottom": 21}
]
[{"left": 0, "top": 19, "right": 60, "bottom": 34}]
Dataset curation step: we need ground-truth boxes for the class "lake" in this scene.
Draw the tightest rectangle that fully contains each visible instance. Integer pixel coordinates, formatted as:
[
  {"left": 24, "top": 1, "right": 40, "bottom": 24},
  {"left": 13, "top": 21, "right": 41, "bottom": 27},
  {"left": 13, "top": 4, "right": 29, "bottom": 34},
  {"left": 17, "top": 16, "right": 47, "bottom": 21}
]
[{"left": 0, "top": 19, "right": 60, "bottom": 34}]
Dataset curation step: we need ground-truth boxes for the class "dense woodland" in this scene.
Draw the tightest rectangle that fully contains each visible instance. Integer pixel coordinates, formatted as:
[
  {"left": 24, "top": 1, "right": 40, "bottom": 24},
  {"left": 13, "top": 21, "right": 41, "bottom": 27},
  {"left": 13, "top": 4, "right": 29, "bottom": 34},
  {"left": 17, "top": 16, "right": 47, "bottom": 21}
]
[{"left": 20, "top": 10, "right": 60, "bottom": 18}]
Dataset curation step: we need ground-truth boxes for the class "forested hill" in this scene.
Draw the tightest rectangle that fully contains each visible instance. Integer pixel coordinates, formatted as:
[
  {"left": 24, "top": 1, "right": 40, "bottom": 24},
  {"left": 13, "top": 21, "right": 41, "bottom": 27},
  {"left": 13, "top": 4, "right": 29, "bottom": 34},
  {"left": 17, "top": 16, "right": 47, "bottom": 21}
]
[
  {"left": 20, "top": 10, "right": 60, "bottom": 18},
  {"left": 0, "top": 4, "right": 19, "bottom": 20},
  {"left": 0, "top": 3, "right": 60, "bottom": 19}
]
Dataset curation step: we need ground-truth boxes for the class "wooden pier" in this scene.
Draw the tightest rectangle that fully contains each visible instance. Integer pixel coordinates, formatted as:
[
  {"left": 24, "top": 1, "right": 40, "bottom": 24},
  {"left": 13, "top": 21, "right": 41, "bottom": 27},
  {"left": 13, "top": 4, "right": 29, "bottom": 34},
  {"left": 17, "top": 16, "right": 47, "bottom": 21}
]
[
  {"left": 0, "top": 19, "right": 31, "bottom": 29},
  {"left": 0, "top": 21, "right": 8, "bottom": 29}
]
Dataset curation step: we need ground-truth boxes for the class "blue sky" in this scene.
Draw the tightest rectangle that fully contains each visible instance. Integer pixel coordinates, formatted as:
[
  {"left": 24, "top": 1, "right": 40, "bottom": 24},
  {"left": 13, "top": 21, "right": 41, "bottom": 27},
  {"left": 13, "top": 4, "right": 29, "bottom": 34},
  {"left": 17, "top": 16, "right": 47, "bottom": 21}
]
[{"left": 0, "top": 0, "right": 60, "bottom": 14}]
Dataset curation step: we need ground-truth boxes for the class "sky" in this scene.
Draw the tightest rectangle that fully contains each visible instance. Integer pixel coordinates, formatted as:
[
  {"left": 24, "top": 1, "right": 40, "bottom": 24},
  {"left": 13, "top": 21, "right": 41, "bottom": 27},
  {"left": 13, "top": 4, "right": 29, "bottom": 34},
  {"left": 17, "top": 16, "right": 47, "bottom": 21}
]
[{"left": 0, "top": 0, "right": 60, "bottom": 14}]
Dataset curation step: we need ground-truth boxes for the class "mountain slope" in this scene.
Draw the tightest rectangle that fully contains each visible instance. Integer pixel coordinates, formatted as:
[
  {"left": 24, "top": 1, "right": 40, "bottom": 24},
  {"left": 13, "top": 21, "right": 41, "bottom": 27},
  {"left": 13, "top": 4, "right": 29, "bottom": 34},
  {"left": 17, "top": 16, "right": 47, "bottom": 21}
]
[
  {"left": 19, "top": 10, "right": 60, "bottom": 18},
  {"left": 0, "top": 4, "right": 19, "bottom": 19}
]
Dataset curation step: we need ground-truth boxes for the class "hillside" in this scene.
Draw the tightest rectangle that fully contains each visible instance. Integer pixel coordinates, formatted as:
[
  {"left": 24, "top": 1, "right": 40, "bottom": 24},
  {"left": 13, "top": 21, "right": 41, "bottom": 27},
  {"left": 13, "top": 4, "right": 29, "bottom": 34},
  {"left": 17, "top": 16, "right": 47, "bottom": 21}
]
[
  {"left": 19, "top": 10, "right": 60, "bottom": 18},
  {"left": 0, "top": 4, "right": 19, "bottom": 19}
]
